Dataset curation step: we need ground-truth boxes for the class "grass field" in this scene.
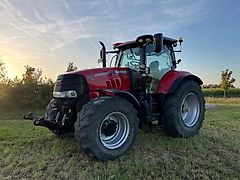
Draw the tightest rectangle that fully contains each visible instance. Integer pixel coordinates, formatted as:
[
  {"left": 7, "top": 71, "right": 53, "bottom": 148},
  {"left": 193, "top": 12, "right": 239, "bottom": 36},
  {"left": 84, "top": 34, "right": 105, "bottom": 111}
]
[{"left": 0, "top": 105, "right": 240, "bottom": 179}]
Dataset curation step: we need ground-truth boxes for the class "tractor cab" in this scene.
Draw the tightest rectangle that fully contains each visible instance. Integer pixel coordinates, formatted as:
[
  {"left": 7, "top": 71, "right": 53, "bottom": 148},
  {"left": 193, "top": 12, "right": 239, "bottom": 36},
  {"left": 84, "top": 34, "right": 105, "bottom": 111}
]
[
  {"left": 116, "top": 40, "right": 177, "bottom": 93},
  {"left": 99, "top": 33, "right": 181, "bottom": 93}
]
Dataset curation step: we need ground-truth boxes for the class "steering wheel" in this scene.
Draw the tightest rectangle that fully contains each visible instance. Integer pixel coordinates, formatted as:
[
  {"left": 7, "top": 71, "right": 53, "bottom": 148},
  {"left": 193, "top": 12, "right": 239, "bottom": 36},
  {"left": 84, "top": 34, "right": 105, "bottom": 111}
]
[
  {"left": 128, "top": 60, "right": 140, "bottom": 70},
  {"left": 129, "top": 60, "right": 139, "bottom": 66}
]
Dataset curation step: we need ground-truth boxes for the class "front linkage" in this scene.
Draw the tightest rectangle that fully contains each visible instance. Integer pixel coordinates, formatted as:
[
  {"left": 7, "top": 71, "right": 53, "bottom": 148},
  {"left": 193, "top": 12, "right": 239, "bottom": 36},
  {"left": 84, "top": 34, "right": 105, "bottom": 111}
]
[{"left": 23, "top": 112, "right": 61, "bottom": 130}]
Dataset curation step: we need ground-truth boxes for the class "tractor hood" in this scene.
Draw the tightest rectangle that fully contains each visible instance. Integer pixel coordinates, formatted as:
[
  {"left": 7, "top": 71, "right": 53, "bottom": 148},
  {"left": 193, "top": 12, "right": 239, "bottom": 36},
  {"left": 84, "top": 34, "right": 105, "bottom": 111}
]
[{"left": 64, "top": 67, "right": 131, "bottom": 92}]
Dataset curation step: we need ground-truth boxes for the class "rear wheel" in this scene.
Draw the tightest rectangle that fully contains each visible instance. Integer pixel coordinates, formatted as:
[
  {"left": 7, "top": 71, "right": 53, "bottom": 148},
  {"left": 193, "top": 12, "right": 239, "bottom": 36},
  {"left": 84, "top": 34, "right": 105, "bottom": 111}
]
[
  {"left": 74, "top": 96, "right": 139, "bottom": 160},
  {"left": 162, "top": 80, "right": 205, "bottom": 137}
]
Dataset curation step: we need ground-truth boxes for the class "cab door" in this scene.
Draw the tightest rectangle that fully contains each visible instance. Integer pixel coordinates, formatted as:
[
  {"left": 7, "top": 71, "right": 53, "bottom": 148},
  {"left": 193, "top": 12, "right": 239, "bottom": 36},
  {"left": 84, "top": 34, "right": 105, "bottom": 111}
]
[{"left": 146, "top": 44, "right": 174, "bottom": 93}]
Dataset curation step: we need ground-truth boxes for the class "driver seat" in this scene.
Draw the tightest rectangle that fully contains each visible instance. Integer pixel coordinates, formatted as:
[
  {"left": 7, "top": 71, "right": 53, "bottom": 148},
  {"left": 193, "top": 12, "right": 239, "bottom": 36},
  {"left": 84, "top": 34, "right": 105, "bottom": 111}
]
[{"left": 149, "top": 61, "right": 161, "bottom": 79}]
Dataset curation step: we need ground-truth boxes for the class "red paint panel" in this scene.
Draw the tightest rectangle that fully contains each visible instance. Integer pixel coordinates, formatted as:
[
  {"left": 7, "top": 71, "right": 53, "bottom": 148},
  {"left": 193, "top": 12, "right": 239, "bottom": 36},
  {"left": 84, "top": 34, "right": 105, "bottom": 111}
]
[
  {"left": 70, "top": 67, "right": 131, "bottom": 92},
  {"left": 157, "top": 70, "right": 191, "bottom": 94}
]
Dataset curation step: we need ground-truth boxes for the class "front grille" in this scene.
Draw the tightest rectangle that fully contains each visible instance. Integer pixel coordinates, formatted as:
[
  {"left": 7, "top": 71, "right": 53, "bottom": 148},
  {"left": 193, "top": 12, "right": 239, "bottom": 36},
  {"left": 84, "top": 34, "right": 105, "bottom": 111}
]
[{"left": 54, "top": 74, "right": 89, "bottom": 97}]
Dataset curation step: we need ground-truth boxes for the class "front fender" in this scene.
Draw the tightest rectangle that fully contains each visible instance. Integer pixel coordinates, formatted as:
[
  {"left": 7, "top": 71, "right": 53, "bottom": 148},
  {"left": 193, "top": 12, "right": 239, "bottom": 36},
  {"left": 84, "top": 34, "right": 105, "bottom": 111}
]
[
  {"left": 93, "top": 89, "right": 143, "bottom": 128},
  {"left": 93, "top": 89, "right": 140, "bottom": 111}
]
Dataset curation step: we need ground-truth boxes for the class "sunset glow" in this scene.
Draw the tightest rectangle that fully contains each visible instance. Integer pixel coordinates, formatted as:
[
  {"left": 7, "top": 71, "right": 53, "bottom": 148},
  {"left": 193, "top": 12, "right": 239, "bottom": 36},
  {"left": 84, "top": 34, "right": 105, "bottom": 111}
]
[
  {"left": 0, "top": 0, "right": 239, "bottom": 86},
  {"left": 4, "top": 62, "right": 17, "bottom": 79}
]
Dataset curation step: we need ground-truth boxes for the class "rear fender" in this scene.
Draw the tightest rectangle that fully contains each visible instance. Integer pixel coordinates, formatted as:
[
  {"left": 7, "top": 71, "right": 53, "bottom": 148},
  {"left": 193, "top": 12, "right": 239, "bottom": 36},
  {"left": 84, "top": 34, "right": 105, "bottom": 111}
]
[
  {"left": 157, "top": 70, "right": 203, "bottom": 94},
  {"left": 168, "top": 75, "right": 203, "bottom": 94},
  {"left": 157, "top": 71, "right": 203, "bottom": 109}
]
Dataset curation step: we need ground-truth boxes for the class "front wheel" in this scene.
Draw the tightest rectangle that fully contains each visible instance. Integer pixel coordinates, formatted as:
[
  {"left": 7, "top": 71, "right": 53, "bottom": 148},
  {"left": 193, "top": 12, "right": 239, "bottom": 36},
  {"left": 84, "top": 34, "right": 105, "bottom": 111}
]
[
  {"left": 162, "top": 80, "right": 205, "bottom": 137},
  {"left": 74, "top": 97, "right": 139, "bottom": 160}
]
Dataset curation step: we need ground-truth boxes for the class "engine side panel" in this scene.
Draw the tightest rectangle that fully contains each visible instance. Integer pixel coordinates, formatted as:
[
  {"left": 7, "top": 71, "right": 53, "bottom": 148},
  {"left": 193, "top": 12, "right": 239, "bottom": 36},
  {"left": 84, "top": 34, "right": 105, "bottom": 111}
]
[{"left": 73, "top": 67, "right": 131, "bottom": 93}]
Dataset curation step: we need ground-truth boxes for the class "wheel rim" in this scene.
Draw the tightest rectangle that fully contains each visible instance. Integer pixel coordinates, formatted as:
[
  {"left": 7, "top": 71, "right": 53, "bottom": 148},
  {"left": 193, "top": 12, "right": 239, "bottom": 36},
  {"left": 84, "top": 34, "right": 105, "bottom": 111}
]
[
  {"left": 180, "top": 93, "right": 200, "bottom": 127},
  {"left": 99, "top": 112, "right": 130, "bottom": 150}
]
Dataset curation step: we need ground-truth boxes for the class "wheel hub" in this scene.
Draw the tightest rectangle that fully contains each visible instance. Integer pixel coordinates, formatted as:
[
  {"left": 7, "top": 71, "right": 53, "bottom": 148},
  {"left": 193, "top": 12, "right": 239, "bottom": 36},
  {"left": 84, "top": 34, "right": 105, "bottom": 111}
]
[
  {"left": 99, "top": 112, "right": 130, "bottom": 150},
  {"left": 180, "top": 93, "right": 200, "bottom": 127},
  {"left": 101, "top": 119, "right": 118, "bottom": 137}
]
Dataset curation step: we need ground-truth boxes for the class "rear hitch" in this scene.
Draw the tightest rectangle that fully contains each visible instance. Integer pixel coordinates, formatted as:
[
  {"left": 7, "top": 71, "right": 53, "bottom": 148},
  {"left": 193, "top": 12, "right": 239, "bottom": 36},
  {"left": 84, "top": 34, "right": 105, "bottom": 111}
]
[{"left": 23, "top": 112, "right": 61, "bottom": 130}]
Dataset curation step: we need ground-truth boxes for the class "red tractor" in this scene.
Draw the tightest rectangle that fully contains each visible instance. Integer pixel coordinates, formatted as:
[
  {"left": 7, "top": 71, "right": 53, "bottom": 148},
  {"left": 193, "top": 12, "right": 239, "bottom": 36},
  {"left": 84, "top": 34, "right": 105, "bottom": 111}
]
[{"left": 25, "top": 33, "right": 205, "bottom": 160}]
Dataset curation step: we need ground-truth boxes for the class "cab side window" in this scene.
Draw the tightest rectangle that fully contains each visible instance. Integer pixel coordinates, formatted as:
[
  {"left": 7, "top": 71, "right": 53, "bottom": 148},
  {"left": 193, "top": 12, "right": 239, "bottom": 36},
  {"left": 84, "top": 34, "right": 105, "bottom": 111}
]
[{"left": 147, "top": 45, "right": 173, "bottom": 80}]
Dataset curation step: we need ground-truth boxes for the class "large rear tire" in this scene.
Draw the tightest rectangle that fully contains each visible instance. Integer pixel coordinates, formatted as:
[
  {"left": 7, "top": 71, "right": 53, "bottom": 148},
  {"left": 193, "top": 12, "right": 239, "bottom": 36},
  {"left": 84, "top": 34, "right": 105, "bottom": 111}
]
[
  {"left": 162, "top": 80, "right": 205, "bottom": 137},
  {"left": 74, "top": 96, "right": 139, "bottom": 161}
]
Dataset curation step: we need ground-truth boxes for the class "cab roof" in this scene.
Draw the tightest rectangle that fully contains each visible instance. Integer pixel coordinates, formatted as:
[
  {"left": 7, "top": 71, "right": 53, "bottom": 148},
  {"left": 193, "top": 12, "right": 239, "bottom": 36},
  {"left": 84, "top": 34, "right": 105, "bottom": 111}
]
[{"left": 113, "top": 36, "right": 177, "bottom": 49}]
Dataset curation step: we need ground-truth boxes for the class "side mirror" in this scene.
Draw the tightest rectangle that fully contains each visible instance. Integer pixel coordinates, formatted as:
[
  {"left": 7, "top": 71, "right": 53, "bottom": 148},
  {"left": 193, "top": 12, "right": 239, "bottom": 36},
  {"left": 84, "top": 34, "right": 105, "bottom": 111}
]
[
  {"left": 153, "top": 33, "right": 163, "bottom": 53},
  {"left": 177, "top": 59, "right": 181, "bottom": 64}
]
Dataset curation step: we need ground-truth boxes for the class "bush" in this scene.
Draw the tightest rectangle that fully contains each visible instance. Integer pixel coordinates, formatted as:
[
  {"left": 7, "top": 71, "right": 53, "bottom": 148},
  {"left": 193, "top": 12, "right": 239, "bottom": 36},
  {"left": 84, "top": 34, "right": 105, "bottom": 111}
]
[
  {"left": 0, "top": 81, "right": 54, "bottom": 110},
  {"left": 203, "top": 88, "right": 240, "bottom": 98}
]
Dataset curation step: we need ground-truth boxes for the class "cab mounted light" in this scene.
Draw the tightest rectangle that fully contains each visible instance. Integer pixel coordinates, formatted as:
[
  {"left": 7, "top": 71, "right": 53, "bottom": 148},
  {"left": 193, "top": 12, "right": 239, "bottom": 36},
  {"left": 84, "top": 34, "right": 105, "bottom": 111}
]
[
  {"left": 136, "top": 34, "right": 153, "bottom": 44},
  {"left": 174, "top": 36, "right": 184, "bottom": 52},
  {"left": 179, "top": 37, "right": 184, "bottom": 45}
]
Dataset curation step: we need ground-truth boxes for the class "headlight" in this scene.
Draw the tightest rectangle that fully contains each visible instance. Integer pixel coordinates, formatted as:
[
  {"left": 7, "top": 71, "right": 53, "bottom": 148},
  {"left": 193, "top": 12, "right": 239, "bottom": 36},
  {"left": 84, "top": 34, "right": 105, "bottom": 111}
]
[{"left": 53, "top": 90, "right": 77, "bottom": 98}]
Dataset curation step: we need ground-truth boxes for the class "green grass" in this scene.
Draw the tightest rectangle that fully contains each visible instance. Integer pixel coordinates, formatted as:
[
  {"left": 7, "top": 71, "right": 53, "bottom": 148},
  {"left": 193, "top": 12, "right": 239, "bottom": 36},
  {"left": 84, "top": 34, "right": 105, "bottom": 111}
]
[{"left": 1, "top": 106, "right": 240, "bottom": 179}]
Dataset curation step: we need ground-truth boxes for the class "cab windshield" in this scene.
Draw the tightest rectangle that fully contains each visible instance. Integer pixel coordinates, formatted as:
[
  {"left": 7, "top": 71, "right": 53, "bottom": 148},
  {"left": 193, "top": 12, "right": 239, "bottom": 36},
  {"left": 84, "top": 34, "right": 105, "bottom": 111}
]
[
  {"left": 118, "top": 47, "right": 141, "bottom": 71},
  {"left": 118, "top": 44, "right": 173, "bottom": 72}
]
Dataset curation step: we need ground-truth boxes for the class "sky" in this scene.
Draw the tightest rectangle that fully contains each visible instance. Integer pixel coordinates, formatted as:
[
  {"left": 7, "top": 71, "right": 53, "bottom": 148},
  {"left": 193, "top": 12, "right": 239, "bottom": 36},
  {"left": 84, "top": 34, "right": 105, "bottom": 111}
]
[{"left": 0, "top": 0, "right": 240, "bottom": 87}]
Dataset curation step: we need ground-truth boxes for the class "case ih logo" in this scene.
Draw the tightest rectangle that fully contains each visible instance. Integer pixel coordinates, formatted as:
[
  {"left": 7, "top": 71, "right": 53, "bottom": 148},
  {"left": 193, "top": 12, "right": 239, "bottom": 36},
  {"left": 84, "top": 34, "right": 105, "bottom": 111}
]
[
  {"left": 114, "top": 70, "right": 127, "bottom": 74},
  {"left": 94, "top": 70, "right": 127, "bottom": 77}
]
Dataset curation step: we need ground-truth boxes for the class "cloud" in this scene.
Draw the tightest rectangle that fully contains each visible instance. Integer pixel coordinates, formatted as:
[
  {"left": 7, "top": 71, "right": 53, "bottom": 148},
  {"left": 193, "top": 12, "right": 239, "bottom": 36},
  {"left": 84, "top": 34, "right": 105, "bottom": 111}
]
[
  {"left": 60, "top": 0, "right": 100, "bottom": 50},
  {"left": 0, "top": 0, "right": 101, "bottom": 59},
  {"left": 0, "top": 0, "right": 210, "bottom": 66},
  {"left": 0, "top": 0, "right": 209, "bottom": 46}
]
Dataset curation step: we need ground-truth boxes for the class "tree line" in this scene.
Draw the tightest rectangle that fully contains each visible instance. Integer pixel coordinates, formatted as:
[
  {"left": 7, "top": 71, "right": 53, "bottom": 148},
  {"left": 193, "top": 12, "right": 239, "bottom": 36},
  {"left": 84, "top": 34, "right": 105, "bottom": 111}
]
[
  {"left": 203, "top": 69, "right": 236, "bottom": 98},
  {"left": 0, "top": 57, "right": 238, "bottom": 110},
  {"left": 0, "top": 59, "right": 77, "bottom": 110}
]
